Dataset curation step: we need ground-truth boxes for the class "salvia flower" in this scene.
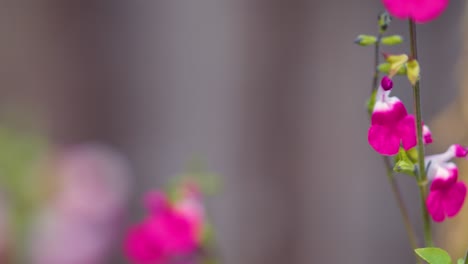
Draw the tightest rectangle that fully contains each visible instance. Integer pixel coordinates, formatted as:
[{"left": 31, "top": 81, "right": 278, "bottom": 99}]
[
  {"left": 124, "top": 183, "right": 205, "bottom": 264},
  {"left": 368, "top": 77, "right": 431, "bottom": 156},
  {"left": 425, "top": 145, "right": 468, "bottom": 222},
  {"left": 382, "top": 0, "right": 449, "bottom": 23}
]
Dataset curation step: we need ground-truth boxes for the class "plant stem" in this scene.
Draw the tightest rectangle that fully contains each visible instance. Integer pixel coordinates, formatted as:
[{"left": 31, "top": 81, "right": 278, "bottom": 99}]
[
  {"left": 409, "top": 19, "right": 433, "bottom": 247},
  {"left": 382, "top": 157, "right": 420, "bottom": 254},
  {"left": 369, "top": 33, "right": 420, "bottom": 261},
  {"left": 371, "top": 33, "right": 382, "bottom": 94},
  {"left": 464, "top": 250, "right": 468, "bottom": 264}
]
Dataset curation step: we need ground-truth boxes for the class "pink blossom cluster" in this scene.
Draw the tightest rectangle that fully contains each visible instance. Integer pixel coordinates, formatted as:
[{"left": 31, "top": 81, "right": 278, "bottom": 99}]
[
  {"left": 29, "top": 144, "right": 131, "bottom": 264},
  {"left": 368, "top": 77, "right": 467, "bottom": 222},
  {"left": 124, "top": 182, "right": 206, "bottom": 264}
]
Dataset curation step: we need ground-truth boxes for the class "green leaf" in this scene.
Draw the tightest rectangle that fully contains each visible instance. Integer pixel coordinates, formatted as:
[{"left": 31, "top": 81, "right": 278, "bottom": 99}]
[
  {"left": 393, "top": 148, "right": 416, "bottom": 176},
  {"left": 381, "top": 35, "right": 404, "bottom": 45},
  {"left": 366, "top": 89, "right": 377, "bottom": 115},
  {"left": 377, "top": 63, "right": 407, "bottom": 75},
  {"left": 415, "top": 248, "right": 452, "bottom": 264},
  {"left": 354, "top": 35, "right": 377, "bottom": 46},
  {"left": 457, "top": 258, "right": 464, "bottom": 264}
]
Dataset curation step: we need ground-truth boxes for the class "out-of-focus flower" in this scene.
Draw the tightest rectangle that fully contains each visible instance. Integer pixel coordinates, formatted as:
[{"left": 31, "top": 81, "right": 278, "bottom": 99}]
[
  {"left": 368, "top": 77, "right": 431, "bottom": 155},
  {"left": 30, "top": 143, "right": 131, "bottom": 264},
  {"left": 426, "top": 145, "right": 468, "bottom": 222},
  {"left": 382, "top": 0, "right": 449, "bottom": 23},
  {"left": 124, "top": 183, "right": 206, "bottom": 264}
]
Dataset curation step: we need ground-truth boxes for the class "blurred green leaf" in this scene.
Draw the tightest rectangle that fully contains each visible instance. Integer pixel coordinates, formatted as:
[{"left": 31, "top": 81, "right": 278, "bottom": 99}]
[
  {"left": 415, "top": 248, "right": 452, "bottom": 264},
  {"left": 366, "top": 89, "right": 377, "bottom": 115}
]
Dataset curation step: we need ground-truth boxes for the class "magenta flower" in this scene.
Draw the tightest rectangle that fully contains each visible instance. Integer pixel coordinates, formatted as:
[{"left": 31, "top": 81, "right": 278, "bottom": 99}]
[
  {"left": 426, "top": 145, "right": 468, "bottom": 222},
  {"left": 368, "top": 77, "right": 430, "bottom": 156},
  {"left": 124, "top": 186, "right": 205, "bottom": 264},
  {"left": 382, "top": 0, "right": 449, "bottom": 23}
]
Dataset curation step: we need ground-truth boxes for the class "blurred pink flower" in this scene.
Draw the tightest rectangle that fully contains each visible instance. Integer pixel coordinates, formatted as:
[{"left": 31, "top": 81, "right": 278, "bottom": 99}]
[
  {"left": 125, "top": 184, "right": 205, "bottom": 264},
  {"left": 30, "top": 143, "right": 131, "bottom": 264},
  {"left": 382, "top": 0, "right": 449, "bottom": 23}
]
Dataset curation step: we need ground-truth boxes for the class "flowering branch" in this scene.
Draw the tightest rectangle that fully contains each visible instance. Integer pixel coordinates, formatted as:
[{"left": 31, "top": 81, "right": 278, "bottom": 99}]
[{"left": 358, "top": 12, "right": 420, "bottom": 258}]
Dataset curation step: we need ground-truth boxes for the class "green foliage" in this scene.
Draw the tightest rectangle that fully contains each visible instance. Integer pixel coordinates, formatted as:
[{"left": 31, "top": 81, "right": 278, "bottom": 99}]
[
  {"left": 354, "top": 35, "right": 377, "bottom": 46},
  {"left": 415, "top": 248, "right": 452, "bottom": 264},
  {"left": 381, "top": 35, "right": 404, "bottom": 45},
  {"left": 0, "top": 126, "right": 48, "bottom": 201},
  {"left": 377, "top": 63, "right": 407, "bottom": 75},
  {"left": 394, "top": 148, "right": 416, "bottom": 176},
  {"left": 366, "top": 89, "right": 377, "bottom": 115},
  {"left": 457, "top": 259, "right": 464, "bottom": 264}
]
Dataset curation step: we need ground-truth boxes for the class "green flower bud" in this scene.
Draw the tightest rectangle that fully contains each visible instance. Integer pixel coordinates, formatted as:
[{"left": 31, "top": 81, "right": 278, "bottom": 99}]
[
  {"left": 407, "top": 59, "right": 420, "bottom": 86},
  {"left": 354, "top": 35, "right": 377, "bottom": 46},
  {"left": 378, "top": 12, "right": 392, "bottom": 33},
  {"left": 380, "top": 35, "right": 404, "bottom": 45},
  {"left": 393, "top": 148, "right": 416, "bottom": 177},
  {"left": 377, "top": 63, "right": 407, "bottom": 75}
]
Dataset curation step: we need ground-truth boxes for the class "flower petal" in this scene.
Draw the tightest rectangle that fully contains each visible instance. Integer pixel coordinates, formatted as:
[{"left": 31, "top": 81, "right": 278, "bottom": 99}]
[
  {"left": 382, "top": 0, "right": 449, "bottom": 23},
  {"left": 368, "top": 125, "right": 400, "bottom": 155},
  {"left": 397, "top": 115, "right": 417, "bottom": 150},
  {"left": 124, "top": 223, "right": 164, "bottom": 263},
  {"left": 371, "top": 99, "right": 407, "bottom": 125},
  {"left": 430, "top": 164, "right": 458, "bottom": 191},
  {"left": 423, "top": 125, "right": 433, "bottom": 144},
  {"left": 426, "top": 189, "right": 446, "bottom": 222},
  {"left": 443, "top": 181, "right": 467, "bottom": 217}
]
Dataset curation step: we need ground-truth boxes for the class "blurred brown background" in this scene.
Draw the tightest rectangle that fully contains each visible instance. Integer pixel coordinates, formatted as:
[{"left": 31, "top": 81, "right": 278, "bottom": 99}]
[{"left": 1, "top": 0, "right": 467, "bottom": 263}]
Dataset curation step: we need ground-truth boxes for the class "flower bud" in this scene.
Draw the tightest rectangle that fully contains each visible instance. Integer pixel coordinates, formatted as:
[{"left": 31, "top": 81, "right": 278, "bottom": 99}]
[
  {"left": 380, "top": 35, "right": 404, "bottom": 46},
  {"left": 378, "top": 11, "right": 392, "bottom": 33},
  {"left": 384, "top": 53, "right": 408, "bottom": 78},
  {"left": 406, "top": 59, "right": 420, "bottom": 86},
  {"left": 381, "top": 76, "right": 393, "bottom": 91},
  {"left": 354, "top": 35, "right": 377, "bottom": 46}
]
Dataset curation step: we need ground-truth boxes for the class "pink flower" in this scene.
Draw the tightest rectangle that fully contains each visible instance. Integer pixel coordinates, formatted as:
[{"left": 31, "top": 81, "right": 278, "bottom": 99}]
[
  {"left": 382, "top": 0, "right": 449, "bottom": 23},
  {"left": 426, "top": 145, "right": 468, "bottom": 222},
  {"left": 30, "top": 144, "right": 132, "bottom": 264},
  {"left": 368, "top": 77, "right": 430, "bottom": 156},
  {"left": 124, "top": 186, "right": 205, "bottom": 264}
]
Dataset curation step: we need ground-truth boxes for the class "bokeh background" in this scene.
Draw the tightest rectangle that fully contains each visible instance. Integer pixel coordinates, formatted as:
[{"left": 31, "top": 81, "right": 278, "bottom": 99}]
[{"left": 1, "top": 0, "right": 467, "bottom": 263}]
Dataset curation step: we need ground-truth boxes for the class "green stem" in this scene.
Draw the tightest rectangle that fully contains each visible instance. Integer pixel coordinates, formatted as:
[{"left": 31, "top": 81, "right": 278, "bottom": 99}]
[
  {"left": 464, "top": 250, "right": 468, "bottom": 264},
  {"left": 369, "top": 33, "right": 420, "bottom": 262},
  {"left": 382, "top": 157, "right": 420, "bottom": 255},
  {"left": 409, "top": 19, "right": 433, "bottom": 247},
  {"left": 371, "top": 33, "right": 382, "bottom": 93}
]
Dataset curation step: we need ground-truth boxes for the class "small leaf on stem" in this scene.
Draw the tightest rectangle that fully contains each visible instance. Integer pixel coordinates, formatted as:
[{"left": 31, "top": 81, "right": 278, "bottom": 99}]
[{"left": 415, "top": 248, "right": 452, "bottom": 264}]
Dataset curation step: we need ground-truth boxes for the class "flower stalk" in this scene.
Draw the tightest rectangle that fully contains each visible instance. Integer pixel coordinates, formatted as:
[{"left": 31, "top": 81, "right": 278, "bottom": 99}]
[
  {"left": 369, "top": 29, "right": 420, "bottom": 258},
  {"left": 409, "top": 19, "right": 433, "bottom": 247}
]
